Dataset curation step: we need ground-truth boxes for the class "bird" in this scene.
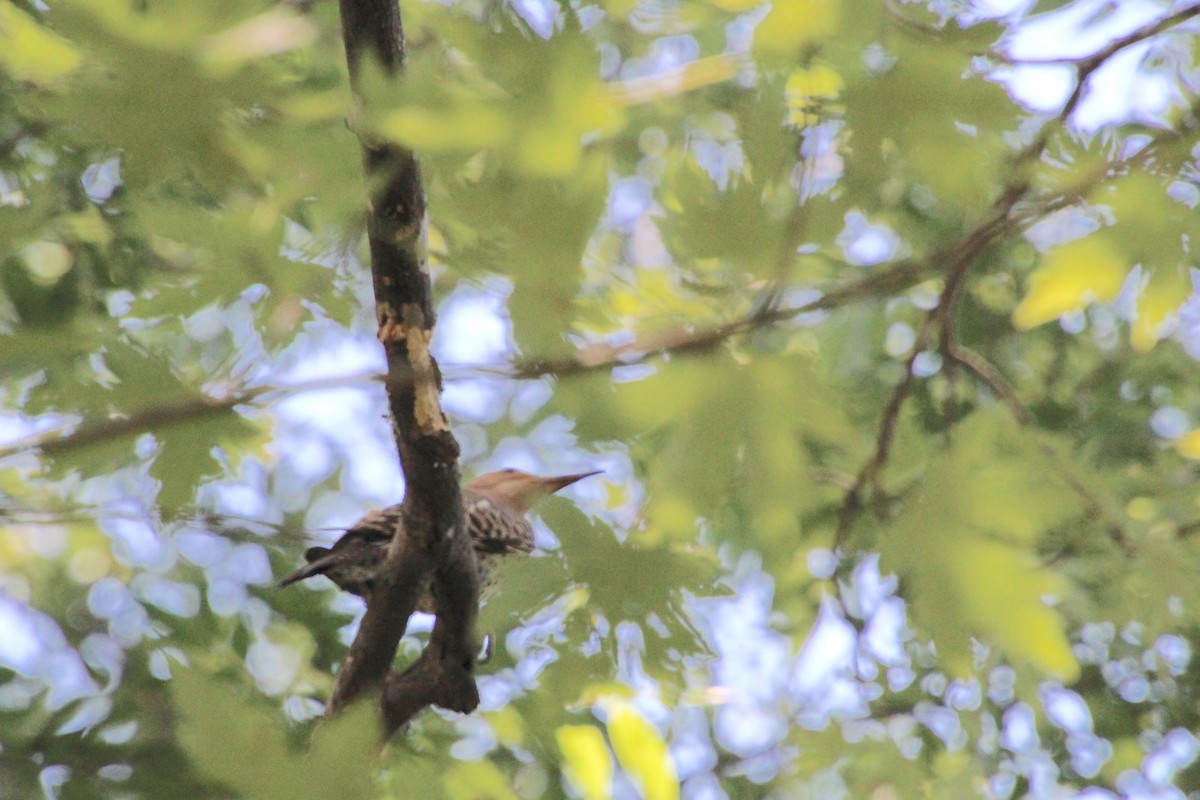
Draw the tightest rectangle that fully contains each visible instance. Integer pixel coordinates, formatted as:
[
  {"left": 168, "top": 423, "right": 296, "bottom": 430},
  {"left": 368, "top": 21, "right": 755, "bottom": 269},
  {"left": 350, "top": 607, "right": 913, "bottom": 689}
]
[{"left": 279, "top": 468, "right": 600, "bottom": 614}]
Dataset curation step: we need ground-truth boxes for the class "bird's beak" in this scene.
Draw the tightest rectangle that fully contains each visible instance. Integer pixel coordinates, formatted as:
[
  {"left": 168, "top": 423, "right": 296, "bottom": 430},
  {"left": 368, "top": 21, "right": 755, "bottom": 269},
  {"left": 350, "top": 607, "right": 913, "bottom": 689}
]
[{"left": 545, "top": 470, "right": 603, "bottom": 493}]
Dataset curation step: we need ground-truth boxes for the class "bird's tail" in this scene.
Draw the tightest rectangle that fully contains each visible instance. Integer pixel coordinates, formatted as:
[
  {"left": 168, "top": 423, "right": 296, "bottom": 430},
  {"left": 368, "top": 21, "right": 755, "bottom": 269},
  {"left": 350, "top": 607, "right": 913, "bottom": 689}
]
[{"left": 278, "top": 546, "right": 335, "bottom": 587}]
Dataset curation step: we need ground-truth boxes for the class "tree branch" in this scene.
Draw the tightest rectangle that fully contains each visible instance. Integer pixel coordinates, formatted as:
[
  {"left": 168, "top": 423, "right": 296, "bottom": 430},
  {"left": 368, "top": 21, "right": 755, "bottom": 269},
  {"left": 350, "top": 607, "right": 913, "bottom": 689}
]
[
  {"left": 325, "top": 0, "right": 479, "bottom": 729},
  {"left": 836, "top": 313, "right": 935, "bottom": 541},
  {"left": 836, "top": 182, "right": 1028, "bottom": 541},
  {"left": 0, "top": 372, "right": 415, "bottom": 462},
  {"left": 509, "top": 258, "right": 927, "bottom": 379},
  {"left": 831, "top": 7, "right": 1200, "bottom": 543},
  {"left": 995, "top": 3, "right": 1200, "bottom": 70},
  {"left": 10, "top": 80, "right": 1192, "bottom": 473},
  {"left": 10, "top": 395, "right": 246, "bottom": 459},
  {"left": 943, "top": 345, "right": 1031, "bottom": 426}
]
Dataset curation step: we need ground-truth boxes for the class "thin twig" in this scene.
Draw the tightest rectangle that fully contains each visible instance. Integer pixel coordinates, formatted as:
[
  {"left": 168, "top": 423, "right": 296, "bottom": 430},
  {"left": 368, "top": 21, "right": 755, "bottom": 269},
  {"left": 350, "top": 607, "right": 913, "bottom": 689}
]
[
  {"left": 0, "top": 505, "right": 295, "bottom": 535},
  {"left": 1176, "top": 519, "right": 1200, "bottom": 539},
  {"left": 836, "top": 313, "right": 936, "bottom": 540},
  {"left": 996, "top": 4, "right": 1200, "bottom": 70},
  {"left": 22, "top": 395, "right": 246, "bottom": 458},
  {"left": 944, "top": 345, "right": 1031, "bottom": 426},
  {"left": 1, "top": 260, "right": 926, "bottom": 463},
  {"left": 0, "top": 371, "right": 418, "bottom": 461},
  {"left": 510, "top": 258, "right": 927, "bottom": 380}
]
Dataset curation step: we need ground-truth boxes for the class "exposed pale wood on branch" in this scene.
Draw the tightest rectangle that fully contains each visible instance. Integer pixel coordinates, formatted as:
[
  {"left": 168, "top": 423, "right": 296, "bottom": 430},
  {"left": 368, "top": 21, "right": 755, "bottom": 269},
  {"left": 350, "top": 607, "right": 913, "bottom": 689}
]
[{"left": 326, "top": 0, "right": 479, "bottom": 733}]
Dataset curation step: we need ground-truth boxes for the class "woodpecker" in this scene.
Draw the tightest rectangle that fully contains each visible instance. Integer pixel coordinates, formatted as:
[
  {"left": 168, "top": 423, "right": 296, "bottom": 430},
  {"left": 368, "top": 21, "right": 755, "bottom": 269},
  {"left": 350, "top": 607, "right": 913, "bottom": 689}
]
[{"left": 279, "top": 469, "right": 600, "bottom": 613}]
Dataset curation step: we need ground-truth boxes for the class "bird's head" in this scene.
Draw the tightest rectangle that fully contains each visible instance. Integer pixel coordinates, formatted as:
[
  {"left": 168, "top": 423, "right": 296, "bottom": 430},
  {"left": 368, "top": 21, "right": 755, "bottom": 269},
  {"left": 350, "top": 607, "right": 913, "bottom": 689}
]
[{"left": 465, "top": 468, "right": 602, "bottom": 513}]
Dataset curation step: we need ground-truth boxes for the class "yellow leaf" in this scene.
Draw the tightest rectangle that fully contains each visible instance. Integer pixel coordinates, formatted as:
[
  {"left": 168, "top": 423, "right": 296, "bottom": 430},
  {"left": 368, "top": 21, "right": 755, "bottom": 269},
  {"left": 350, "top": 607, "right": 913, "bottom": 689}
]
[
  {"left": 1102, "top": 739, "right": 1145, "bottom": 783},
  {"left": 1012, "top": 235, "right": 1128, "bottom": 330},
  {"left": 278, "top": 90, "right": 345, "bottom": 122},
  {"left": 1125, "top": 497, "right": 1156, "bottom": 522},
  {"left": 785, "top": 62, "right": 844, "bottom": 127},
  {"left": 1175, "top": 429, "right": 1200, "bottom": 459},
  {"left": 72, "top": 0, "right": 219, "bottom": 49},
  {"left": 20, "top": 241, "right": 73, "bottom": 286},
  {"left": 560, "top": 586, "right": 591, "bottom": 613},
  {"left": 754, "top": 0, "right": 840, "bottom": 56},
  {"left": 599, "top": 0, "right": 640, "bottom": 17},
  {"left": 62, "top": 207, "right": 112, "bottom": 247},
  {"left": 951, "top": 538, "right": 1079, "bottom": 681},
  {"left": 1131, "top": 266, "right": 1189, "bottom": 352},
  {"left": 604, "top": 699, "right": 679, "bottom": 800},
  {"left": 381, "top": 104, "right": 511, "bottom": 153},
  {"left": 0, "top": 3, "right": 81, "bottom": 86},
  {"left": 486, "top": 707, "right": 526, "bottom": 748},
  {"left": 557, "top": 725, "right": 613, "bottom": 800},
  {"left": 570, "top": 683, "right": 636, "bottom": 711}
]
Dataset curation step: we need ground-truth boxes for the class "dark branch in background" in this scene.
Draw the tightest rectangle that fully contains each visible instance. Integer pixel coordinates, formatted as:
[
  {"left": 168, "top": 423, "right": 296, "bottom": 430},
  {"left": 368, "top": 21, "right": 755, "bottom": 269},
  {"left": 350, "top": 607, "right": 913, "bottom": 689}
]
[
  {"left": 833, "top": 7, "right": 1200, "bottom": 545},
  {"left": 327, "top": 0, "right": 479, "bottom": 733},
  {"left": 943, "top": 346, "right": 1030, "bottom": 426},
  {"left": 834, "top": 181, "right": 1027, "bottom": 542},
  {"left": 0, "top": 372, "right": 416, "bottom": 462},
  {"left": 993, "top": 3, "right": 1200, "bottom": 69},
  {"left": 835, "top": 314, "right": 935, "bottom": 539},
  {"left": 509, "top": 258, "right": 927, "bottom": 379},
  {"left": 14, "top": 395, "right": 247, "bottom": 459},
  {"left": 0, "top": 261, "right": 927, "bottom": 464},
  {"left": 1009, "top": 3, "right": 1200, "bottom": 156}
]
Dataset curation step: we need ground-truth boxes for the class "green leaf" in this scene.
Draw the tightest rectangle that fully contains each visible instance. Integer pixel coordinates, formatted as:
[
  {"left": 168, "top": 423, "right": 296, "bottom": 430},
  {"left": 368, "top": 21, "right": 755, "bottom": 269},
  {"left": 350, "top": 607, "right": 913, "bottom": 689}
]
[
  {"left": 380, "top": 21, "right": 622, "bottom": 176},
  {"left": 659, "top": 160, "right": 785, "bottom": 277},
  {"left": 171, "top": 667, "right": 378, "bottom": 800},
  {"left": 841, "top": 37, "right": 1016, "bottom": 212},
  {"left": 547, "top": 504, "right": 721, "bottom": 659},
  {"left": 442, "top": 760, "right": 520, "bottom": 800},
  {"left": 1129, "top": 264, "right": 1190, "bottom": 353},
  {"left": 879, "top": 413, "right": 1082, "bottom": 680},
  {"left": 752, "top": 0, "right": 841, "bottom": 61},
  {"left": 1101, "top": 172, "right": 1200, "bottom": 264},
  {"left": 46, "top": 0, "right": 271, "bottom": 188},
  {"left": 440, "top": 162, "right": 606, "bottom": 354},
  {"left": 1116, "top": 541, "right": 1200, "bottom": 636},
  {"left": 149, "top": 407, "right": 261, "bottom": 515}
]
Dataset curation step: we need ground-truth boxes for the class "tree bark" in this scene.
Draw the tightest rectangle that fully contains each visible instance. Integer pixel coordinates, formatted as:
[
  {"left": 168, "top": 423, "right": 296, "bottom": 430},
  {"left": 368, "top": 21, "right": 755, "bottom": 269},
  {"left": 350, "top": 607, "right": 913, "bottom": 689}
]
[{"left": 326, "top": 0, "right": 481, "bottom": 733}]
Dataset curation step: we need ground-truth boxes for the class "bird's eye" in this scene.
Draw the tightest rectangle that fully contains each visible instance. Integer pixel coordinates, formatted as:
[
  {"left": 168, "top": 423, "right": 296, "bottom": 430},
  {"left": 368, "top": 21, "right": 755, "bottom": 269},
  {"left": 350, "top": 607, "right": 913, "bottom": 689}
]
[{"left": 501, "top": 468, "right": 517, "bottom": 473}]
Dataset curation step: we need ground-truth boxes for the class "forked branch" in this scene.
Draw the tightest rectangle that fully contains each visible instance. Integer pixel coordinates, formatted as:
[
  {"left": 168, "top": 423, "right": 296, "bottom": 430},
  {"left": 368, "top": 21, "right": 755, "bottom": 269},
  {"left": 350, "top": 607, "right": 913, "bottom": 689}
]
[{"left": 326, "top": 0, "right": 480, "bottom": 733}]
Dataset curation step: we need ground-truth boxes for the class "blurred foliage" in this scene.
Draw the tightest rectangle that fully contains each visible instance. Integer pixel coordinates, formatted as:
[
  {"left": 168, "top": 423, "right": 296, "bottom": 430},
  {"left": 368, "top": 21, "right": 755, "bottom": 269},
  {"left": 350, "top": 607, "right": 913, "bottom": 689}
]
[{"left": 3, "top": 0, "right": 1200, "bottom": 798}]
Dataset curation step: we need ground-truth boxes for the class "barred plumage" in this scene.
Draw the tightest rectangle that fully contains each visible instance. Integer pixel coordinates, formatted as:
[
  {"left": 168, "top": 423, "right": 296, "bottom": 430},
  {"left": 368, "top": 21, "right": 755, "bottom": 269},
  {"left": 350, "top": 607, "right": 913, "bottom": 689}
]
[{"left": 279, "top": 469, "right": 598, "bottom": 614}]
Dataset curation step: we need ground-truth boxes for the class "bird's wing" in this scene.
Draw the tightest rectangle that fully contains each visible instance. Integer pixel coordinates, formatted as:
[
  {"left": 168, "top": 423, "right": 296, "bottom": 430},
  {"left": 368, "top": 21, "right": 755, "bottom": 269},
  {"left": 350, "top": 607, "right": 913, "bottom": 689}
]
[
  {"left": 467, "top": 496, "right": 534, "bottom": 554},
  {"left": 279, "top": 506, "right": 399, "bottom": 587},
  {"left": 335, "top": 506, "right": 402, "bottom": 548}
]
